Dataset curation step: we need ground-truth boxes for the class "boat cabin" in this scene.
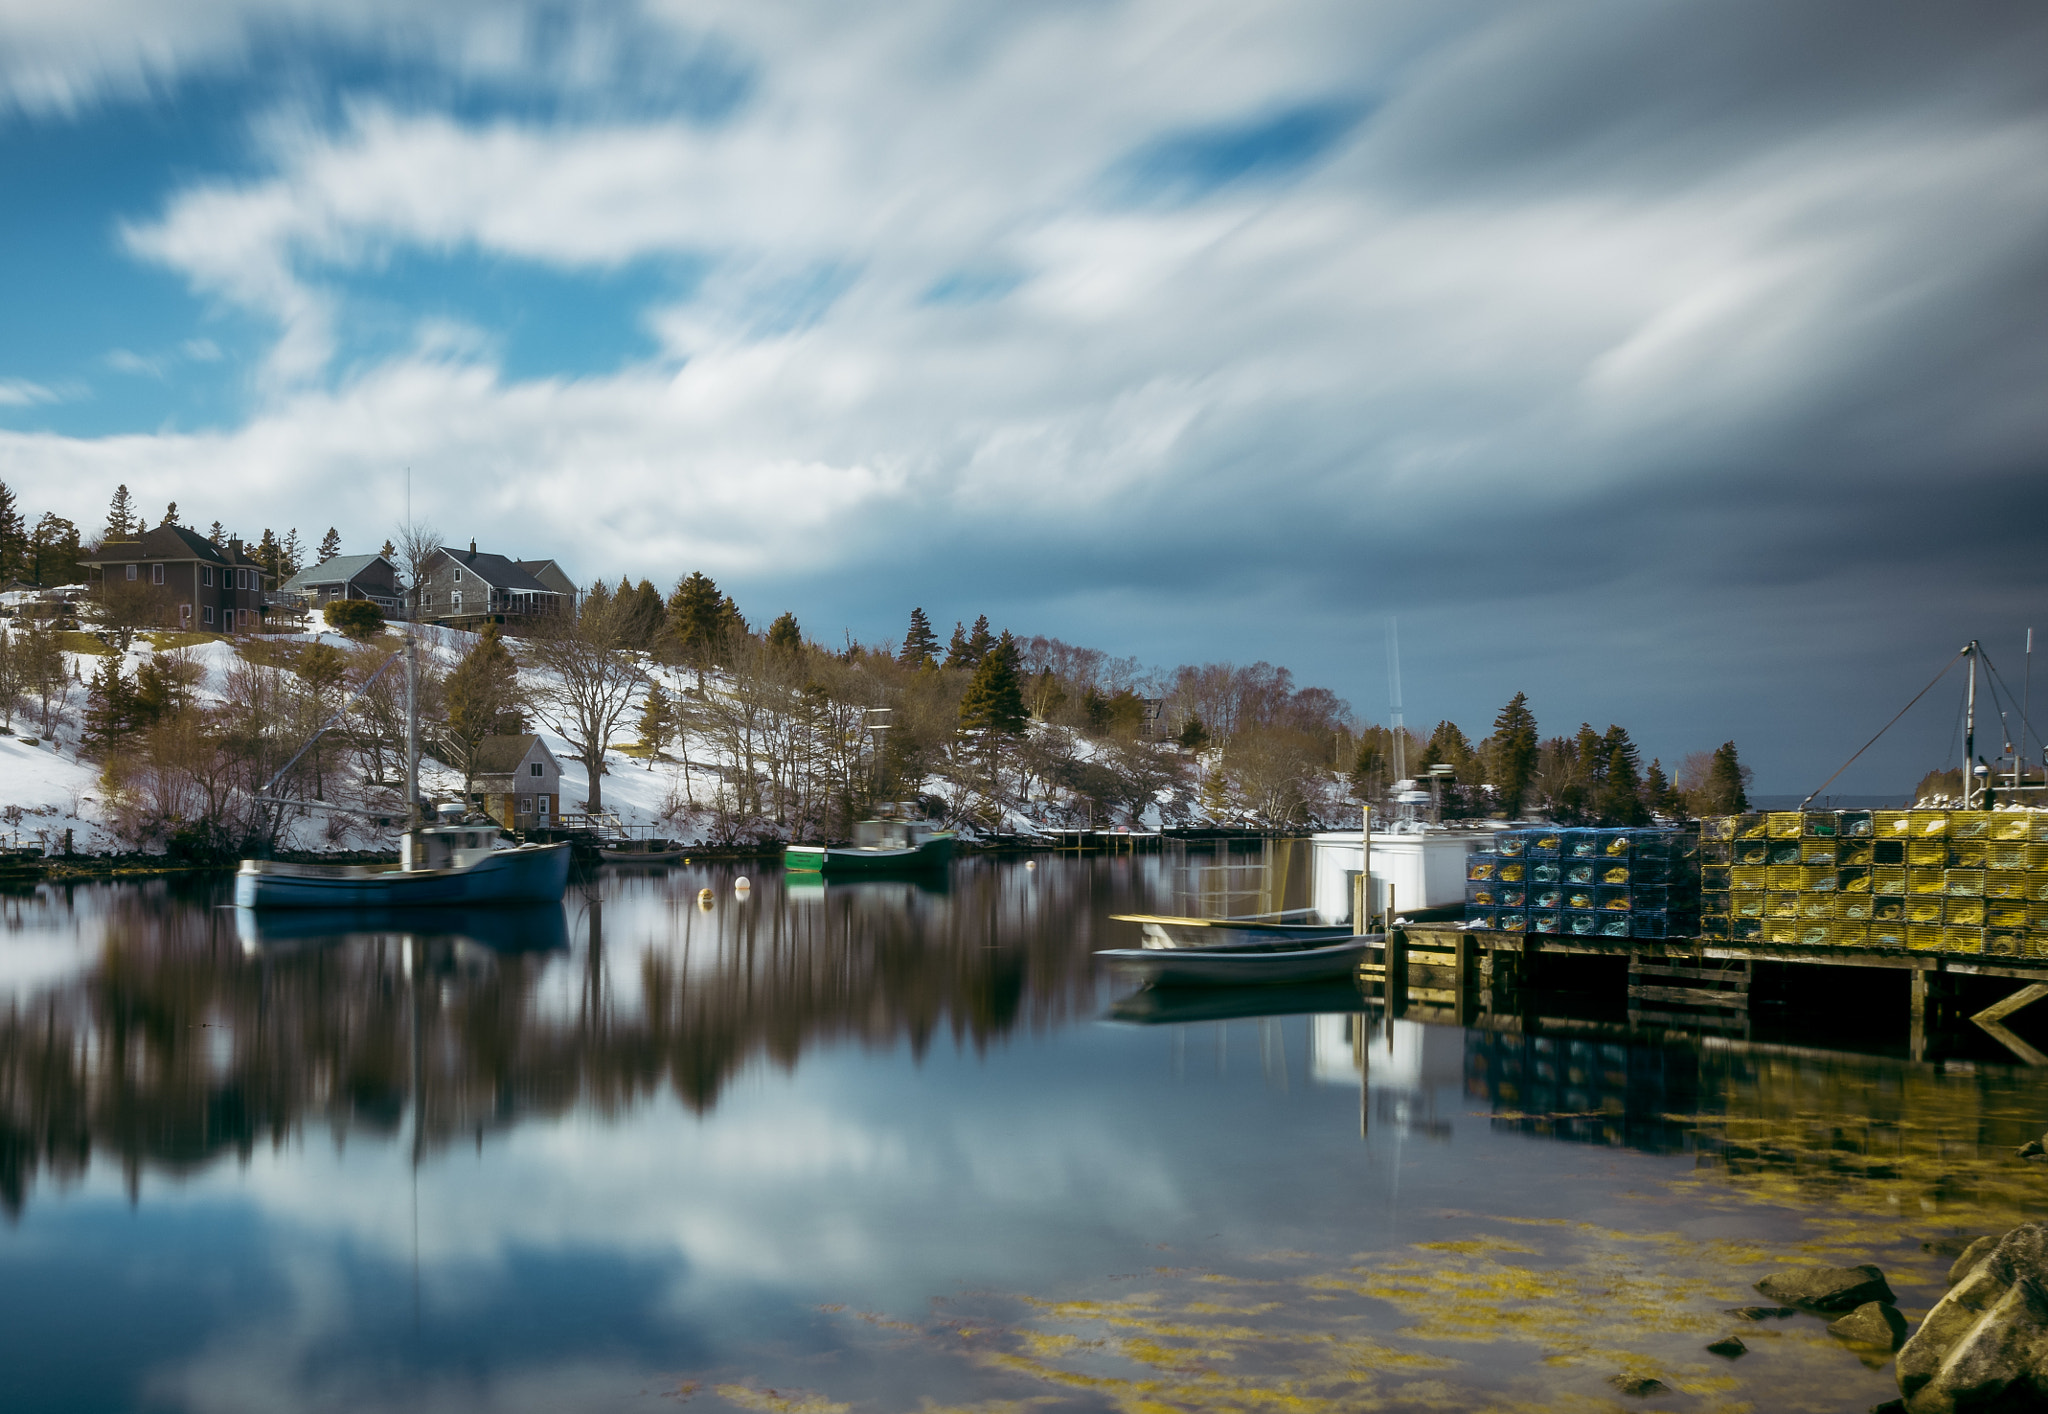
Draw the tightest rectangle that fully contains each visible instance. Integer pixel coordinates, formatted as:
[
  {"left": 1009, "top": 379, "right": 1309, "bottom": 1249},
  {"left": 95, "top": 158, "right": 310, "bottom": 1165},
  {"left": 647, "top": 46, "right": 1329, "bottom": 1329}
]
[{"left": 402, "top": 804, "right": 510, "bottom": 871}]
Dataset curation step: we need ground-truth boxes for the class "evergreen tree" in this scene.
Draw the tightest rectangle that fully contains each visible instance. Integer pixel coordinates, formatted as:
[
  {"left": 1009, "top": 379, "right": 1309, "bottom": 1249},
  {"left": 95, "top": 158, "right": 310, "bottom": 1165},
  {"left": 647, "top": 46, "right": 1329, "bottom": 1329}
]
[
  {"left": 1176, "top": 715, "right": 1210, "bottom": 751},
  {"left": 667, "top": 571, "right": 729, "bottom": 681},
  {"left": 636, "top": 682, "right": 671, "bottom": 768},
  {"left": 1597, "top": 740, "right": 1647, "bottom": 825},
  {"left": 282, "top": 528, "right": 304, "bottom": 578},
  {"left": 445, "top": 624, "right": 523, "bottom": 797},
  {"left": 0, "top": 481, "right": 24, "bottom": 581},
  {"left": 159, "top": 502, "right": 180, "bottom": 528},
  {"left": 1643, "top": 758, "right": 1675, "bottom": 818},
  {"left": 945, "top": 621, "right": 970, "bottom": 668},
  {"left": 1487, "top": 691, "right": 1539, "bottom": 818},
  {"left": 766, "top": 611, "right": 802, "bottom": 653},
  {"left": 898, "top": 607, "right": 940, "bottom": 668},
  {"left": 254, "top": 529, "right": 284, "bottom": 582},
  {"left": 958, "top": 630, "right": 1027, "bottom": 738},
  {"left": 209, "top": 521, "right": 226, "bottom": 546},
  {"left": 81, "top": 657, "right": 136, "bottom": 755},
  {"left": 965, "top": 614, "right": 993, "bottom": 665},
  {"left": 317, "top": 527, "right": 342, "bottom": 562},
  {"left": 1702, "top": 741, "right": 1749, "bottom": 814},
  {"left": 378, "top": 538, "right": 397, "bottom": 560},
  {"left": 1419, "top": 719, "right": 1474, "bottom": 775},
  {"left": 29, "top": 514, "right": 80, "bottom": 586},
  {"left": 103, "top": 484, "right": 137, "bottom": 542}
]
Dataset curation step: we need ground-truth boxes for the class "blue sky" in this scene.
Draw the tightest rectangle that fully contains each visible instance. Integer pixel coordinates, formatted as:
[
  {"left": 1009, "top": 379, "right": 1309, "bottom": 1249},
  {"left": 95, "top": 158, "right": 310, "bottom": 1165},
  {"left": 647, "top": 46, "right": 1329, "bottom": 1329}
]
[{"left": 2, "top": 1, "right": 2046, "bottom": 791}]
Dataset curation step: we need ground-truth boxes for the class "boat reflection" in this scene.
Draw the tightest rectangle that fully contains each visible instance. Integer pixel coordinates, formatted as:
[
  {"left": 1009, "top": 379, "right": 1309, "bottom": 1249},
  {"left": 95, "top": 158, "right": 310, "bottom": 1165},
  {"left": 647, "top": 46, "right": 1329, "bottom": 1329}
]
[
  {"left": 233, "top": 901, "right": 572, "bottom": 955},
  {"left": 1108, "top": 980, "right": 1369, "bottom": 1025}
]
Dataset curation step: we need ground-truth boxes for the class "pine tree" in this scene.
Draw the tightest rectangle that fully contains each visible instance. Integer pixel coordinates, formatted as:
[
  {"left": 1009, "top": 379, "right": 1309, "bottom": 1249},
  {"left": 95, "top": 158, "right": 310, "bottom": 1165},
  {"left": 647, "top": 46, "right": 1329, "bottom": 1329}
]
[
  {"left": 766, "top": 611, "right": 802, "bottom": 653},
  {"left": 81, "top": 657, "right": 135, "bottom": 755},
  {"left": 159, "top": 502, "right": 180, "bottom": 527},
  {"left": 208, "top": 521, "right": 226, "bottom": 546},
  {"left": 1176, "top": 715, "right": 1210, "bottom": 751},
  {"left": 1702, "top": 742, "right": 1749, "bottom": 814},
  {"left": 945, "top": 621, "right": 970, "bottom": 668},
  {"left": 636, "top": 682, "right": 671, "bottom": 768},
  {"left": 898, "top": 607, "right": 939, "bottom": 668},
  {"left": 0, "top": 481, "right": 23, "bottom": 582},
  {"left": 317, "top": 527, "right": 342, "bottom": 562},
  {"left": 30, "top": 514, "right": 80, "bottom": 586},
  {"left": 1487, "top": 692, "right": 1539, "bottom": 818},
  {"left": 103, "top": 485, "right": 137, "bottom": 542},
  {"left": 966, "top": 614, "right": 993, "bottom": 664},
  {"left": 1643, "top": 758, "right": 1674, "bottom": 818},
  {"left": 667, "top": 571, "right": 728, "bottom": 682},
  {"left": 1597, "top": 740, "right": 1647, "bottom": 826},
  {"left": 958, "top": 630, "right": 1027, "bottom": 738},
  {"left": 282, "top": 528, "right": 304, "bottom": 578},
  {"left": 378, "top": 538, "right": 397, "bottom": 560}
]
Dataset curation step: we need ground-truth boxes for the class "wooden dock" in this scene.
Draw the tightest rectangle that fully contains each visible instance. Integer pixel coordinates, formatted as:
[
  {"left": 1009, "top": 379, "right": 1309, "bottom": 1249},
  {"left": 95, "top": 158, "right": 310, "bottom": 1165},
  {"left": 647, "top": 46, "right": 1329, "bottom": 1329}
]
[{"left": 1360, "top": 924, "right": 2048, "bottom": 1065}]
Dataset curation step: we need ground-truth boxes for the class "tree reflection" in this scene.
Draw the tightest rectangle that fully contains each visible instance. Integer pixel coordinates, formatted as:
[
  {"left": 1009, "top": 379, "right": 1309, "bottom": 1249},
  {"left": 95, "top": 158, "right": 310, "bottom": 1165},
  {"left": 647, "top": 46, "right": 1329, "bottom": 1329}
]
[{"left": 0, "top": 862, "right": 1121, "bottom": 1218}]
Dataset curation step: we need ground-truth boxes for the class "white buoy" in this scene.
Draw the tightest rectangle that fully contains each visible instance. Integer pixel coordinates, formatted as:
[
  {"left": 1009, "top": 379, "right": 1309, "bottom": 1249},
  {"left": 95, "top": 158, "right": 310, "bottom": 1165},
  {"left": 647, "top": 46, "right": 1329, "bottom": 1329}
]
[
  {"left": 1025, "top": 859, "right": 1037, "bottom": 870},
  {"left": 733, "top": 876, "right": 751, "bottom": 895}
]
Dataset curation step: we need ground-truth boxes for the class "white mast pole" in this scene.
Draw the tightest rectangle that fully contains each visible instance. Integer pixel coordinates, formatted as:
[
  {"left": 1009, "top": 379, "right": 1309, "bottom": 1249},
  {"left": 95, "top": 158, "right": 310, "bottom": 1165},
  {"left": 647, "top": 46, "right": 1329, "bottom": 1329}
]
[{"left": 1963, "top": 640, "right": 1978, "bottom": 808}]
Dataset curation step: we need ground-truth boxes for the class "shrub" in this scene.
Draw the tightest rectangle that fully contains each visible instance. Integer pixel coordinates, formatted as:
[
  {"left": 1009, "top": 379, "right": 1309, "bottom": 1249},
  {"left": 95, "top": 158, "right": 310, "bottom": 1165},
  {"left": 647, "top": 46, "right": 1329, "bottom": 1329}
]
[{"left": 323, "top": 599, "right": 385, "bottom": 640}]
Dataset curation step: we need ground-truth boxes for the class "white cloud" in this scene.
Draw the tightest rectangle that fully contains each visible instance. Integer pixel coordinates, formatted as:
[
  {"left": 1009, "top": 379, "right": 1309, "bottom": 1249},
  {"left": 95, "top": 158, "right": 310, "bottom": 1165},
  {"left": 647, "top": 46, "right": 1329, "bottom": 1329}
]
[{"left": 0, "top": 377, "right": 66, "bottom": 406}]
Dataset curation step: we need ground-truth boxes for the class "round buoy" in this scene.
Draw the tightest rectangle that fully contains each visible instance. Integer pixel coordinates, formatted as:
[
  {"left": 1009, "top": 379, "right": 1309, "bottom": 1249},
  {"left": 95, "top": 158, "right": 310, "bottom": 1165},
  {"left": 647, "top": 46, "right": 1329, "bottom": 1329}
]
[
  {"left": 733, "top": 876, "right": 751, "bottom": 896},
  {"left": 1024, "top": 859, "right": 1037, "bottom": 870},
  {"left": 697, "top": 887, "right": 714, "bottom": 905}
]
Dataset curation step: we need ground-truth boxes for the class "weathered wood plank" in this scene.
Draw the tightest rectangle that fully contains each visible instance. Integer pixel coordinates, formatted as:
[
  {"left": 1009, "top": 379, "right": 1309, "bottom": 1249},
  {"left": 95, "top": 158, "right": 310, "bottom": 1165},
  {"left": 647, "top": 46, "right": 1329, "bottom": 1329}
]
[{"left": 1627, "top": 984, "right": 1751, "bottom": 1009}]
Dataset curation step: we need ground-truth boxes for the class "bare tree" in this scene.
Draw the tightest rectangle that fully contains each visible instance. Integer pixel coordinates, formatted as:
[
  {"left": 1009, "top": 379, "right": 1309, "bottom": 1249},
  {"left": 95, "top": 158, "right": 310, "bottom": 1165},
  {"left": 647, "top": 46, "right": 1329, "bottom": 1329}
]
[
  {"left": 524, "top": 615, "right": 642, "bottom": 815},
  {"left": 394, "top": 518, "right": 441, "bottom": 622},
  {"left": 88, "top": 575, "right": 170, "bottom": 652}
]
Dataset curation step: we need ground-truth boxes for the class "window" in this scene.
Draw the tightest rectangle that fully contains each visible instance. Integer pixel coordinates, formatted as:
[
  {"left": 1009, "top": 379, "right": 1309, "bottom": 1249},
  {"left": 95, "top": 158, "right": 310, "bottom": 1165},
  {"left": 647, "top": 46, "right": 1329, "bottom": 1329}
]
[
  {"left": 152, "top": 563, "right": 165, "bottom": 585},
  {"left": 126, "top": 565, "right": 137, "bottom": 580},
  {"left": 203, "top": 606, "right": 214, "bottom": 625},
  {"left": 240, "top": 569, "right": 252, "bottom": 590},
  {"left": 518, "top": 796, "right": 532, "bottom": 813},
  {"left": 453, "top": 568, "right": 462, "bottom": 582},
  {"left": 238, "top": 608, "right": 249, "bottom": 627},
  {"left": 202, "top": 567, "right": 213, "bottom": 586},
  {"left": 179, "top": 604, "right": 190, "bottom": 625},
  {"left": 530, "top": 763, "right": 543, "bottom": 777},
  {"left": 452, "top": 591, "right": 462, "bottom": 612}
]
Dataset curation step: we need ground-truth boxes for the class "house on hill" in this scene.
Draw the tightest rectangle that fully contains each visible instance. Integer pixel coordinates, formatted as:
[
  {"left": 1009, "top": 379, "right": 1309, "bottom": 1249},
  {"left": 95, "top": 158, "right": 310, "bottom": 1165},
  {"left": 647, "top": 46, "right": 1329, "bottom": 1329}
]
[
  {"left": 80, "top": 527, "right": 273, "bottom": 632},
  {"left": 417, "top": 542, "right": 574, "bottom": 631},
  {"left": 280, "top": 554, "right": 404, "bottom": 617},
  {"left": 470, "top": 734, "right": 563, "bottom": 830}
]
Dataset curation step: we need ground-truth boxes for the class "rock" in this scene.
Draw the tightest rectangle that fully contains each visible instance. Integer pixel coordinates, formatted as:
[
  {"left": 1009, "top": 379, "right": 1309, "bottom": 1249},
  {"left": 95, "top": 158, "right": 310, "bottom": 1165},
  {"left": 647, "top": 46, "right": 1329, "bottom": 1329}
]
[
  {"left": 1870, "top": 1402, "right": 1905, "bottom": 1414},
  {"left": 1898, "top": 1222, "right": 2048, "bottom": 1412},
  {"left": 1706, "top": 1336, "right": 1747, "bottom": 1358},
  {"left": 1949, "top": 1236, "right": 2000, "bottom": 1287},
  {"left": 2019, "top": 1140, "right": 2045, "bottom": 1159},
  {"left": 2026, "top": 1153, "right": 2048, "bottom": 1165},
  {"left": 1829, "top": 1301, "right": 1909, "bottom": 1351},
  {"left": 1756, "top": 1264, "right": 1898, "bottom": 1312},
  {"left": 1606, "top": 1374, "right": 1668, "bottom": 1397},
  {"left": 1726, "top": 1305, "right": 1800, "bottom": 1320},
  {"left": 1924, "top": 1238, "right": 1982, "bottom": 1258}
]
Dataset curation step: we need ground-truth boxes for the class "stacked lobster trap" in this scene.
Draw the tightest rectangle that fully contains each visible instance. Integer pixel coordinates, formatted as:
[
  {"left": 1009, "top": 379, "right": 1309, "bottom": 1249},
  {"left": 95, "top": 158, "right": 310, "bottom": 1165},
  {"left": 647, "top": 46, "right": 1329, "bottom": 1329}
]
[
  {"left": 1700, "top": 810, "right": 2048, "bottom": 956},
  {"left": 1464, "top": 826, "right": 1701, "bottom": 940}
]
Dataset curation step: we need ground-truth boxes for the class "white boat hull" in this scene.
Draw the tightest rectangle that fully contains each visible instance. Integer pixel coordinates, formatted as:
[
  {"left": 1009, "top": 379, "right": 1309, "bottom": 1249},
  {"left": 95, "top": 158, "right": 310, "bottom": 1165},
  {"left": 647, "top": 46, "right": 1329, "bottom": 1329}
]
[
  {"left": 234, "top": 843, "right": 572, "bottom": 908},
  {"left": 1095, "top": 936, "right": 1379, "bottom": 986}
]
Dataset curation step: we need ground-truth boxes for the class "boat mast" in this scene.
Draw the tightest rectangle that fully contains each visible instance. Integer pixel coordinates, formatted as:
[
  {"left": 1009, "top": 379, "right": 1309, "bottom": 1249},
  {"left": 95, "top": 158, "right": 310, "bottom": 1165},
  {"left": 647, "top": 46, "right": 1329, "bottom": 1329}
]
[
  {"left": 1963, "top": 639, "right": 1978, "bottom": 808},
  {"left": 405, "top": 625, "right": 420, "bottom": 835}
]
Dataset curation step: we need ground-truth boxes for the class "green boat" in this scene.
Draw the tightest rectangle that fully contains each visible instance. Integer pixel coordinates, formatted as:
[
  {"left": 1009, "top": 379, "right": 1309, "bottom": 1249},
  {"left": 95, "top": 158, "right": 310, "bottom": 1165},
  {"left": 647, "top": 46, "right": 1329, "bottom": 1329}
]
[{"left": 785, "top": 811, "right": 956, "bottom": 874}]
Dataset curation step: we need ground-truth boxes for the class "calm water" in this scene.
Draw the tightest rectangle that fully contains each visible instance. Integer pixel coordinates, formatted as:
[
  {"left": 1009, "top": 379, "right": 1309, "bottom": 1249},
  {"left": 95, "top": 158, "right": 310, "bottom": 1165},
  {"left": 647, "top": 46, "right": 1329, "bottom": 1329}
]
[{"left": 4, "top": 856, "right": 2048, "bottom": 1413}]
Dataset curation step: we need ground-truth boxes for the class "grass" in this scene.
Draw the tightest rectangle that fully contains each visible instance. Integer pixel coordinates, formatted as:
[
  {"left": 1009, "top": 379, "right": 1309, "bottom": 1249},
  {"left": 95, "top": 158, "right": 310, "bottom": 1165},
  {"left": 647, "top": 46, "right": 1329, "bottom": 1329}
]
[
  {"left": 142, "top": 631, "right": 229, "bottom": 651},
  {"left": 57, "top": 631, "right": 114, "bottom": 657}
]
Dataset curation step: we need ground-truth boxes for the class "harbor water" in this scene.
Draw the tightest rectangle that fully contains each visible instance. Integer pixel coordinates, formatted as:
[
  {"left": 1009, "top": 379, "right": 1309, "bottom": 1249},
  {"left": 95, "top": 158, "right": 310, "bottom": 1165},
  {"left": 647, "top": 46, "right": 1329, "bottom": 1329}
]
[{"left": 3, "top": 854, "right": 2046, "bottom": 1412}]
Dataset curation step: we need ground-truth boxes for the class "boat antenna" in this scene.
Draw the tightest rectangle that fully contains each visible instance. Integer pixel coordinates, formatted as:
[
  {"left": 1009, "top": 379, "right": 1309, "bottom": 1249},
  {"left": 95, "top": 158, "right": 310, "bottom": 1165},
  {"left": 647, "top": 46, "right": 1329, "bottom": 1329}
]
[
  {"left": 1386, "top": 615, "right": 1406, "bottom": 784},
  {"left": 1798, "top": 645, "right": 1968, "bottom": 808}
]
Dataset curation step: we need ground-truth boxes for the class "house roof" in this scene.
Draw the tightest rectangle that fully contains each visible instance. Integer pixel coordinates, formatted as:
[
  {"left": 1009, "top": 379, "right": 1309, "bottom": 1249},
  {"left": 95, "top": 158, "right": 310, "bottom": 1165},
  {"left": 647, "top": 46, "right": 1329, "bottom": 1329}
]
[
  {"left": 280, "top": 554, "right": 394, "bottom": 595},
  {"left": 83, "top": 524, "right": 272, "bottom": 570},
  {"left": 437, "top": 547, "right": 560, "bottom": 595},
  {"left": 471, "top": 734, "right": 555, "bottom": 776}
]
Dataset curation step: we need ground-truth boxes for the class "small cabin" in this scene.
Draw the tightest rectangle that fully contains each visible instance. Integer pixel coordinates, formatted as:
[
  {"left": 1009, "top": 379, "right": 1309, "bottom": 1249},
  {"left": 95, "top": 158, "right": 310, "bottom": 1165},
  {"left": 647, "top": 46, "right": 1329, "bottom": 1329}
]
[{"left": 470, "top": 735, "right": 564, "bottom": 830}]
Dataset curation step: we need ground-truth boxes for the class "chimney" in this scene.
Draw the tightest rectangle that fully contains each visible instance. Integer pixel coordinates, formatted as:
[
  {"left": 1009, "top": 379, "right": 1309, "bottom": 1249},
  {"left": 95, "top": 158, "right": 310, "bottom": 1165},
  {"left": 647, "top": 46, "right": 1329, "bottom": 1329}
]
[
  {"left": 468, "top": 539, "right": 477, "bottom": 557},
  {"left": 228, "top": 537, "right": 241, "bottom": 557}
]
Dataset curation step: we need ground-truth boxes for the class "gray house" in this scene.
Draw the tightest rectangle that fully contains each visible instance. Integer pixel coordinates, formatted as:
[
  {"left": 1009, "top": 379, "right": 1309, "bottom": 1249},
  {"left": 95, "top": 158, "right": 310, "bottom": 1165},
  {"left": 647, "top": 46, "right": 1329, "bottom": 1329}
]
[
  {"left": 470, "top": 734, "right": 564, "bottom": 829},
  {"left": 280, "top": 554, "right": 404, "bottom": 616},
  {"left": 417, "top": 542, "right": 573, "bottom": 630}
]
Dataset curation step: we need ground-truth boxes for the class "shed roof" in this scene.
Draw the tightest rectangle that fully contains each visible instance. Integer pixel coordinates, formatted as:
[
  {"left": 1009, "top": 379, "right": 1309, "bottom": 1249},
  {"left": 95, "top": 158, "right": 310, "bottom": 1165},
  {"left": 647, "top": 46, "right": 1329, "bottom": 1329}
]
[
  {"left": 437, "top": 548, "right": 559, "bottom": 595},
  {"left": 280, "top": 554, "right": 394, "bottom": 595},
  {"left": 471, "top": 735, "right": 555, "bottom": 776}
]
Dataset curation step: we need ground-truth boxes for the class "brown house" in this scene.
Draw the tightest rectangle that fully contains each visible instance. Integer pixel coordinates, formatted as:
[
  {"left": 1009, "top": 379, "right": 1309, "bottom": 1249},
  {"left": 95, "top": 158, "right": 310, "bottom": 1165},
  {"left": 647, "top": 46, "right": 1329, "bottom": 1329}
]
[
  {"left": 81, "top": 526, "right": 274, "bottom": 632},
  {"left": 417, "top": 543, "right": 574, "bottom": 631},
  {"left": 470, "top": 735, "right": 564, "bottom": 829}
]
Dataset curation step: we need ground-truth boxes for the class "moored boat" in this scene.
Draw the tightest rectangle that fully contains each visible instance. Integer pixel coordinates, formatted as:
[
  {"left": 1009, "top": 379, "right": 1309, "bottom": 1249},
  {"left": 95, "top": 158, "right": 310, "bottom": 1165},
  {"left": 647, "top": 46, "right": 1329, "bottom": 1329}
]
[
  {"left": 1094, "top": 935, "right": 1381, "bottom": 987},
  {"left": 237, "top": 807, "right": 572, "bottom": 907},
  {"left": 785, "top": 808, "right": 955, "bottom": 874},
  {"left": 1110, "top": 912, "right": 1355, "bottom": 951}
]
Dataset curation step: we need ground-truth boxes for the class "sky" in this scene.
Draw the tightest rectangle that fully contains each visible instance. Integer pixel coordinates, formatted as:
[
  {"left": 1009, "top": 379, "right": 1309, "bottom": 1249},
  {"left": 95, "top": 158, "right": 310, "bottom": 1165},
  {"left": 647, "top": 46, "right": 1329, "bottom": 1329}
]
[{"left": 2, "top": 0, "right": 2045, "bottom": 793}]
